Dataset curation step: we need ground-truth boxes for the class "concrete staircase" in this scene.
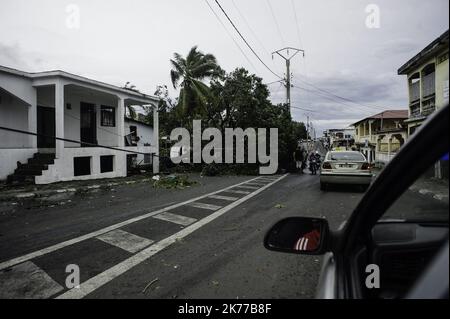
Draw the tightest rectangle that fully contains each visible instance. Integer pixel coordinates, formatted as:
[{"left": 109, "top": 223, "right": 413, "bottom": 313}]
[{"left": 6, "top": 153, "right": 55, "bottom": 185}]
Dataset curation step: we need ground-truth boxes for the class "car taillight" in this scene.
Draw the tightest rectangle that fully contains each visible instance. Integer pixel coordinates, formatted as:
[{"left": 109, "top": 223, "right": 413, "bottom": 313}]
[
  {"left": 322, "top": 162, "right": 332, "bottom": 169},
  {"left": 361, "top": 163, "right": 370, "bottom": 170}
]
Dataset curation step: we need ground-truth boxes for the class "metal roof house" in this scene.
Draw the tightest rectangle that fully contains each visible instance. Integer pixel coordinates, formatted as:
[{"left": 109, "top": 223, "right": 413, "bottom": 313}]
[
  {"left": 398, "top": 30, "right": 449, "bottom": 136},
  {"left": 0, "top": 65, "right": 160, "bottom": 184}
]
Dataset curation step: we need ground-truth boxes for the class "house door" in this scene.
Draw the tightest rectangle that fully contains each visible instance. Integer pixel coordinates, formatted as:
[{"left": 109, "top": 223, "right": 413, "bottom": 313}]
[
  {"left": 37, "top": 106, "right": 56, "bottom": 148},
  {"left": 80, "top": 102, "right": 97, "bottom": 147}
]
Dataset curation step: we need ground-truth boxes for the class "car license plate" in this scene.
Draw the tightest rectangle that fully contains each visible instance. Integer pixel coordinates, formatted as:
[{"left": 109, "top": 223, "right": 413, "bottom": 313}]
[{"left": 339, "top": 164, "right": 354, "bottom": 168}]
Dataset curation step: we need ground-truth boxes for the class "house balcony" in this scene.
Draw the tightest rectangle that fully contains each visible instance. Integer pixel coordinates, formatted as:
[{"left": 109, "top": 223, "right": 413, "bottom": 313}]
[{"left": 410, "top": 101, "right": 421, "bottom": 118}]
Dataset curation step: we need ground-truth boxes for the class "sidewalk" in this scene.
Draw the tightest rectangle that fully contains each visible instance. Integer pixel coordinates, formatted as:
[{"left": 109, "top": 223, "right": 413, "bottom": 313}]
[
  {"left": 0, "top": 174, "right": 155, "bottom": 202},
  {"left": 409, "top": 177, "right": 449, "bottom": 203},
  {"left": 371, "top": 168, "right": 448, "bottom": 203}
]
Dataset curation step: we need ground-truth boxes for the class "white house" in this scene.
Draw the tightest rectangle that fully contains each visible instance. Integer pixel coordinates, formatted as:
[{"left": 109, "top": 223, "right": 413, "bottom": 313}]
[{"left": 0, "top": 65, "right": 159, "bottom": 184}]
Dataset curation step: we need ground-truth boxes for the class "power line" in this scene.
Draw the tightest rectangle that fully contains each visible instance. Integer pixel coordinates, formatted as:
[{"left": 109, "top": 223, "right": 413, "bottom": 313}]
[
  {"left": 266, "top": 0, "right": 285, "bottom": 47},
  {"left": 213, "top": 0, "right": 283, "bottom": 80},
  {"left": 297, "top": 78, "right": 386, "bottom": 111},
  {"left": 0, "top": 126, "right": 154, "bottom": 156},
  {"left": 204, "top": 0, "right": 259, "bottom": 74},
  {"left": 230, "top": 0, "right": 272, "bottom": 60},
  {"left": 291, "top": 0, "right": 303, "bottom": 48},
  {"left": 291, "top": 84, "right": 376, "bottom": 114}
]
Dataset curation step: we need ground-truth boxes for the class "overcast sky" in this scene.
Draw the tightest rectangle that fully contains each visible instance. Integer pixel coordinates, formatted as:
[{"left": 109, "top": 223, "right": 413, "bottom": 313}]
[{"left": 1, "top": 0, "right": 448, "bottom": 134}]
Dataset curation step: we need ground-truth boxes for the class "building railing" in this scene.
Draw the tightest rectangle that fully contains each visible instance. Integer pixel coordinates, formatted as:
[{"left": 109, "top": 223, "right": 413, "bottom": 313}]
[{"left": 410, "top": 102, "right": 421, "bottom": 118}]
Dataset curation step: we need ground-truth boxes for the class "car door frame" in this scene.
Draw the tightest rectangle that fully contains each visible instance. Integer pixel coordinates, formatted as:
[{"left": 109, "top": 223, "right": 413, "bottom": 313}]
[{"left": 320, "top": 104, "right": 449, "bottom": 299}]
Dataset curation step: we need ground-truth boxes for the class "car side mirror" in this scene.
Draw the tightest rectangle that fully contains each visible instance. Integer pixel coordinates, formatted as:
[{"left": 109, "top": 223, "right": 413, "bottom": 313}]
[{"left": 264, "top": 217, "right": 330, "bottom": 255}]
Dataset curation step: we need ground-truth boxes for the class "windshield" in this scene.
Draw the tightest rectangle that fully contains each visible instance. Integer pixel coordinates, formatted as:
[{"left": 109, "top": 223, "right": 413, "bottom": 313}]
[{"left": 329, "top": 152, "right": 366, "bottom": 161}]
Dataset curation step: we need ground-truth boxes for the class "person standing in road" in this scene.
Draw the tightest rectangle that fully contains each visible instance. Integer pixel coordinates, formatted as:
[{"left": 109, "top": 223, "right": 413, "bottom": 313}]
[{"left": 293, "top": 146, "right": 305, "bottom": 174}]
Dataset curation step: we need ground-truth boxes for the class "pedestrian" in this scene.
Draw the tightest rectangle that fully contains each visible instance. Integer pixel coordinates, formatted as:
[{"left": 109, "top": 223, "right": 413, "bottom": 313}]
[{"left": 293, "top": 146, "right": 305, "bottom": 174}]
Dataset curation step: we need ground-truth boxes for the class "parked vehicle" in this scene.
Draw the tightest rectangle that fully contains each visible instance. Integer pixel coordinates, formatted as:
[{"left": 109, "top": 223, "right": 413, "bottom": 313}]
[
  {"left": 320, "top": 151, "right": 372, "bottom": 191},
  {"left": 264, "top": 104, "right": 449, "bottom": 299}
]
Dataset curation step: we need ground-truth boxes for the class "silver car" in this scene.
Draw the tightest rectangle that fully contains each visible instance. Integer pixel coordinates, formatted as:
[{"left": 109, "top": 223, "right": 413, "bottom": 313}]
[{"left": 320, "top": 151, "right": 372, "bottom": 190}]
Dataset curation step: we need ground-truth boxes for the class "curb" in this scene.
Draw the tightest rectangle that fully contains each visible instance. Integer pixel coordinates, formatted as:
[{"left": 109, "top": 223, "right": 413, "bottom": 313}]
[{"left": 0, "top": 178, "right": 153, "bottom": 202}]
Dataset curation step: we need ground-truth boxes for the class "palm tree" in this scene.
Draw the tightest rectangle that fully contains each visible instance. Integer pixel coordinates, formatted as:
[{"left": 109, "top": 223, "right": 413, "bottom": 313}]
[{"left": 170, "top": 46, "right": 222, "bottom": 118}]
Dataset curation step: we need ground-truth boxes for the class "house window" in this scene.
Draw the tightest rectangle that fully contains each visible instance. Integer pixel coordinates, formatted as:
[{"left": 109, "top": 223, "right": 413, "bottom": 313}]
[
  {"left": 74, "top": 157, "right": 91, "bottom": 176},
  {"left": 144, "top": 154, "right": 152, "bottom": 164},
  {"left": 100, "top": 155, "right": 114, "bottom": 173},
  {"left": 101, "top": 105, "right": 115, "bottom": 127}
]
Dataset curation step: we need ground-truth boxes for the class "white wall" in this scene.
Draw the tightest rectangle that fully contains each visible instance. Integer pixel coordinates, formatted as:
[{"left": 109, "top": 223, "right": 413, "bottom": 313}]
[
  {"left": 0, "top": 148, "right": 37, "bottom": 180},
  {"left": 35, "top": 145, "right": 155, "bottom": 184},
  {"left": 35, "top": 85, "right": 121, "bottom": 148},
  {"left": 0, "top": 72, "right": 37, "bottom": 180},
  {"left": 125, "top": 120, "right": 154, "bottom": 164},
  {"left": 0, "top": 91, "right": 30, "bottom": 148}
]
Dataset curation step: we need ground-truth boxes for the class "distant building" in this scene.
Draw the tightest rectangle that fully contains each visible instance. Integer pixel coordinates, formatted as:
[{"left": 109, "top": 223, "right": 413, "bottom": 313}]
[
  {"left": 353, "top": 110, "right": 408, "bottom": 164},
  {"left": 398, "top": 29, "right": 449, "bottom": 179},
  {"left": 323, "top": 128, "right": 355, "bottom": 151}
]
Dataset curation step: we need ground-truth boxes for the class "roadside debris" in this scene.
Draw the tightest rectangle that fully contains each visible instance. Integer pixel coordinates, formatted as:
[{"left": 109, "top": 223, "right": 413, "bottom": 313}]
[
  {"left": 142, "top": 278, "right": 159, "bottom": 294},
  {"left": 152, "top": 175, "right": 197, "bottom": 190},
  {"left": 275, "top": 204, "right": 285, "bottom": 209}
]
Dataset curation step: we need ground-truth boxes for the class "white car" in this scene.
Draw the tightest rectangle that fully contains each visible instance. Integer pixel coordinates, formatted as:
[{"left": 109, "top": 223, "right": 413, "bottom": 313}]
[{"left": 320, "top": 151, "right": 372, "bottom": 190}]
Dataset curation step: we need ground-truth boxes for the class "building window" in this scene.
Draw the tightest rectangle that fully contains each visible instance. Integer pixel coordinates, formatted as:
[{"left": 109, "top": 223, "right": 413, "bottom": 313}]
[
  {"left": 100, "top": 155, "right": 114, "bottom": 173},
  {"left": 74, "top": 157, "right": 91, "bottom": 176},
  {"left": 101, "top": 106, "right": 115, "bottom": 127}
]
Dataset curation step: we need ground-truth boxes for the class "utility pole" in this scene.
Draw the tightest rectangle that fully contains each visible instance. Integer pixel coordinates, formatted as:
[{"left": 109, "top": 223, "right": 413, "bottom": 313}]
[{"left": 272, "top": 47, "right": 305, "bottom": 112}]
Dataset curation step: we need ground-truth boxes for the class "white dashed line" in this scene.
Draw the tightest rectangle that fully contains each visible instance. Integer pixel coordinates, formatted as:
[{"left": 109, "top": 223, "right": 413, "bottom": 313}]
[
  {"left": 207, "top": 195, "right": 239, "bottom": 201},
  {"left": 57, "top": 174, "right": 288, "bottom": 299},
  {"left": 186, "top": 202, "right": 222, "bottom": 211},
  {"left": 0, "top": 261, "right": 64, "bottom": 299},
  {"left": 223, "top": 190, "right": 251, "bottom": 195},
  {"left": 0, "top": 176, "right": 264, "bottom": 271},
  {"left": 96, "top": 230, "right": 154, "bottom": 254},
  {"left": 153, "top": 212, "right": 197, "bottom": 226},
  {"left": 235, "top": 185, "right": 260, "bottom": 190}
]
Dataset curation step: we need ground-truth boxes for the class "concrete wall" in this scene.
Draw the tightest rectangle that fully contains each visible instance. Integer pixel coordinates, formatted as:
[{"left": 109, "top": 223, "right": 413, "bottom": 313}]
[
  {"left": 0, "top": 91, "right": 30, "bottom": 148},
  {"left": 0, "top": 148, "right": 38, "bottom": 180},
  {"left": 0, "top": 72, "right": 37, "bottom": 180},
  {"left": 124, "top": 120, "right": 154, "bottom": 164},
  {"left": 35, "top": 146, "right": 155, "bottom": 184},
  {"left": 436, "top": 53, "right": 449, "bottom": 109}
]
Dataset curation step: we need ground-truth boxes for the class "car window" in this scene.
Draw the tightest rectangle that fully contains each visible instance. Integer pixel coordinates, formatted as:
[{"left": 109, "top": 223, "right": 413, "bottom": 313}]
[
  {"left": 380, "top": 155, "right": 449, "bottom": 222},
  {"left": 329, "top": 152, "right": 365, "bottom": 162}
]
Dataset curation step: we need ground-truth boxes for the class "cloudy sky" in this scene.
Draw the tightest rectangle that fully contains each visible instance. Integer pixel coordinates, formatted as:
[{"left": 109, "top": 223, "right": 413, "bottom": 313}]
[{"left": 1, "top": 0, "right": 448, "bottom": 134}]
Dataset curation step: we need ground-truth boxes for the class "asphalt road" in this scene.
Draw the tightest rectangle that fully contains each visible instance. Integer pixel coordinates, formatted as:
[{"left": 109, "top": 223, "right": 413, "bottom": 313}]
[{"left": 0, "top": 168, "right": 446, "bottom": 299}]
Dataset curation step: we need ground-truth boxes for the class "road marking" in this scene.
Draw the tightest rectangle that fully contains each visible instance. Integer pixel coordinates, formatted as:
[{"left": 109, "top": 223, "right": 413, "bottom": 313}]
[
  {"left": 223, "top": 190, "right": 251, "bottom": 195},
  {"left": 245, "top": 182, "right": 267, "bottom": 186},
  {"left": 235, "top": 185, "right": 260, "bottom": 190},
  {"left": 207, "top": 195, "right": 239, "bottom": 201},
  {"left": 153, "top": 212, "right": 197, "bottom": 226},
  {"left": 96, "top": 230, "right": 154, "bottom": 254},
  {"left": 0, "top": 176, "right": 263, "bottom": 271},
  {"left": 186, "top": 202, "right": 222, "bottom": 211},
  {"left": 0, "top": 261, "right": 63, "bottom": 299},
  {"left": 57, "top": 174, "right": 288, "bottom": 299}
]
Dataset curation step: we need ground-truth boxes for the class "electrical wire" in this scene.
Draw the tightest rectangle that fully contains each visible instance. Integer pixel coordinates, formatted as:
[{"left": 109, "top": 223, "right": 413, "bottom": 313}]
[
  {"left": 266, "top": 0, "right": 286, "bottom": 47},
  {"left": 204, "top": 0, "right": 260, "bottom": 74},
  {"left": 213, "top": 0, "right": 283, "bottom": 80}
]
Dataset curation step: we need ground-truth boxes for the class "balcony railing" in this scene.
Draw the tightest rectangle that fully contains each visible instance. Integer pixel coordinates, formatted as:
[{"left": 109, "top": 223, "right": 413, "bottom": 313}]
[
  {"left": 410, "top": 103, "right": 421, "bottom": 118},
  {"left": 422, "top": 99, "right": 436, "bottom": 116}
]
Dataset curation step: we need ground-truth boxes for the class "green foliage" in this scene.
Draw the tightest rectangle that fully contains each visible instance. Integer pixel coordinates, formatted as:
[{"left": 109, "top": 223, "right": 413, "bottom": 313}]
[
  {"left": 144, "top": 47, "right": 308, "bottom": 174},
  {"left": 152, "top": 174, "right": 197, "bottom": 189}
]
